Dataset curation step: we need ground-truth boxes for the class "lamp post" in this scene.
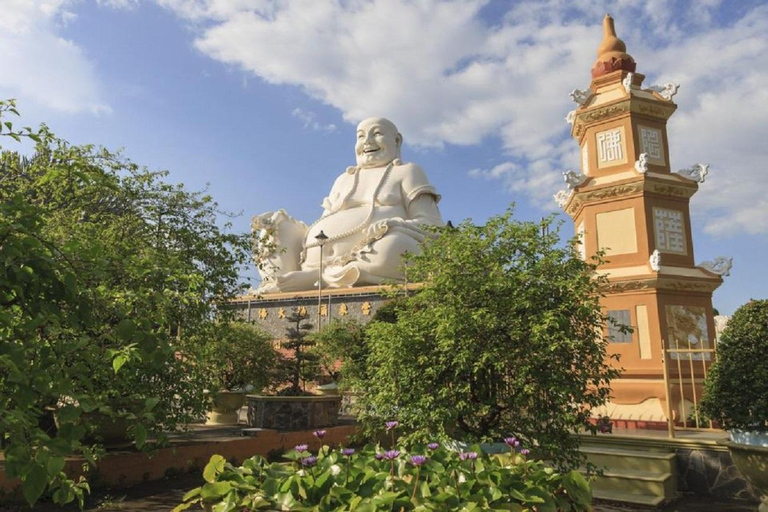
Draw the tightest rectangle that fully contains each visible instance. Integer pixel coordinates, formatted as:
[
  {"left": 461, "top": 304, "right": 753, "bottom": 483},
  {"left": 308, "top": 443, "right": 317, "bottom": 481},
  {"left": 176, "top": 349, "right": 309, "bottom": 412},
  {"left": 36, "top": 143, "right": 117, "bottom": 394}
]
[{"left": 315, "top": 230, "right": 329, "bottom": 331}]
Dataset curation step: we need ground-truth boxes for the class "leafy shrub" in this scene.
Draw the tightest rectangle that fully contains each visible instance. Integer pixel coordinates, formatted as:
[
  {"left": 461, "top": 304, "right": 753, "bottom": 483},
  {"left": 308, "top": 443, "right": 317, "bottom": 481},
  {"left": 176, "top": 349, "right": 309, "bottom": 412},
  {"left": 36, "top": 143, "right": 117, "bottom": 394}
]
[
  {"left": 0, "top": 100, "right": 250, "bottom": 507},
  {"left": 350, "top": 211, "right": 619, "bottom": 469},
  {"left": 312, "top": 319, "right": 368, "bottom": 386},
  {"left": 701, "top": 299, "right": 768, "bottom": 431},
  {"left": 174, "top": 436, "right": 591, "bottom": 511},
  {"left": 188, "top": 321, "right": 279, "bottom": 392}
]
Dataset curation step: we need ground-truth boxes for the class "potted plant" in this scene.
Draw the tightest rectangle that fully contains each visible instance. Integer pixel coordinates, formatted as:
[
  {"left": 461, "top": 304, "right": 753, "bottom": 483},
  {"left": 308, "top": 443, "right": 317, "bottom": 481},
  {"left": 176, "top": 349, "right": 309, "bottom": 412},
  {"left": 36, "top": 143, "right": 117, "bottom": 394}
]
[
  {"left": 191, "top": 321, "right": 278, "bottom": 425},
  {"left": 700, "top": 299, "right": 768, "bottom": 510},
  {"left": 246, "top": 308, "right": 342, "bottom": 430}
]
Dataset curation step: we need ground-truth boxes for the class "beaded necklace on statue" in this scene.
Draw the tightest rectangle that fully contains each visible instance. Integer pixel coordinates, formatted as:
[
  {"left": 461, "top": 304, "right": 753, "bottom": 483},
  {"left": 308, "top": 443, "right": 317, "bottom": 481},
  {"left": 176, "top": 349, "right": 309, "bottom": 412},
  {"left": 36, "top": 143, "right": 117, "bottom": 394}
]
[{"left": 300, "top": 161, "right": 395, "bottom": 264}]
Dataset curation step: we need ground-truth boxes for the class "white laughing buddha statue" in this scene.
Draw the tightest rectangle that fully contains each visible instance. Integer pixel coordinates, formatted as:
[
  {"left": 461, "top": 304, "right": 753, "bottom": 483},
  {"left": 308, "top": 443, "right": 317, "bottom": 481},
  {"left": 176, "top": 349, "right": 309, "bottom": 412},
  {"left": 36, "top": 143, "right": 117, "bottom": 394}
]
[{"left": 252, "top": 117, "right": 444, "bottom": 293}]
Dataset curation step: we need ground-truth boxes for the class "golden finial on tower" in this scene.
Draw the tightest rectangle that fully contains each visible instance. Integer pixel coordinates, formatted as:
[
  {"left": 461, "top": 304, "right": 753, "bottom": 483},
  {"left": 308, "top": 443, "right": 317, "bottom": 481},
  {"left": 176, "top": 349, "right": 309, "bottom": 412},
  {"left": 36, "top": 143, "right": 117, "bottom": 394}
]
[{"left": 591, "top": 14, "right": 636, "bottom": 78}]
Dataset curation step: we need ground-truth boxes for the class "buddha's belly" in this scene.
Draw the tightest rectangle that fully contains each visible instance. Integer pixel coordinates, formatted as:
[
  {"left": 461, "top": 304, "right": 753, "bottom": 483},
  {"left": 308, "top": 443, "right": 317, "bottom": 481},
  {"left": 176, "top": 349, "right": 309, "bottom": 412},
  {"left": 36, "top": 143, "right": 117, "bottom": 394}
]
[{"left": 305, "top": 205, "right": 407, "bottom": 261}]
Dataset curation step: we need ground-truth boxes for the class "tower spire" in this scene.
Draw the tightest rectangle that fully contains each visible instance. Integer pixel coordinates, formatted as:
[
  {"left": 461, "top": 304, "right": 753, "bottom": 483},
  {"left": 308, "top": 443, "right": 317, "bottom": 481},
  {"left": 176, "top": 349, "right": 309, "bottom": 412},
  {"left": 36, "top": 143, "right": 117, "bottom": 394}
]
[{"left": 591, "top": 14, "right": 636, "bottom": 78}]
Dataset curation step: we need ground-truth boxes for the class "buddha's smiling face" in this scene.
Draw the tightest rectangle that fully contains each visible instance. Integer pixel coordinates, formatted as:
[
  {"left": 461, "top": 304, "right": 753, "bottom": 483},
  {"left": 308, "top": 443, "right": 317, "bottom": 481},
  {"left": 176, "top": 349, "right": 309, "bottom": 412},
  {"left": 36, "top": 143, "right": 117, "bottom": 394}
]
[{"left": 355, "top": 118, "right": 401, "bottom": 169}]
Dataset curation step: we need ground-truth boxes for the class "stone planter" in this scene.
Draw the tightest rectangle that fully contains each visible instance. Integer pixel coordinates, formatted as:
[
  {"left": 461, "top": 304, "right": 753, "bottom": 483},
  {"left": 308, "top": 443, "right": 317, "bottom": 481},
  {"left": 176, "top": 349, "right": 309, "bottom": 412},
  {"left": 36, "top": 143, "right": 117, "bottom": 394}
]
[
  {"left": 206, "top": 390, "right": 247, "bottom": 425},
  {"left": 246, "top": 395, "right": 342, "bottom": 431},
  {"left": 83, "top": 412, "right": 133, "bottom": 444},
  {"left": 722, "top": 440, "right": 768, "bottom": 512}
]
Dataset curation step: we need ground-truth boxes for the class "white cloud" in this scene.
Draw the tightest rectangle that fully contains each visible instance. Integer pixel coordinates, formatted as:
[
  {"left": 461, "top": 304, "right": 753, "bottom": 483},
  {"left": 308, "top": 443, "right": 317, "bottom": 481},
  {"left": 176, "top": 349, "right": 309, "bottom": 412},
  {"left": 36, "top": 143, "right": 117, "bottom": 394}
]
[
  {"left": 291, "top": 108, "right": 336, "bottom": 133},
  {"left": 158, "top": 0, "right": 768, "bottom": 235},
  {"left": 0, "top": 0, "right": 110, "bottom": 115},
  {"left": 96, "top": 0, "right": 140, "bottom": 9}
]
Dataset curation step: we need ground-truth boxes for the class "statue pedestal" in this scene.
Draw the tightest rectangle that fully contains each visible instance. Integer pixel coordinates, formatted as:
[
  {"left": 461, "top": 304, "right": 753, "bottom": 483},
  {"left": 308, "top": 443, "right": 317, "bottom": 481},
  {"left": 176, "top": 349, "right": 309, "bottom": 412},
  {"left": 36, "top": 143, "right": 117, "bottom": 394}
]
[{"left": 225, "top": 284, "right": 420, "bottom": 338}]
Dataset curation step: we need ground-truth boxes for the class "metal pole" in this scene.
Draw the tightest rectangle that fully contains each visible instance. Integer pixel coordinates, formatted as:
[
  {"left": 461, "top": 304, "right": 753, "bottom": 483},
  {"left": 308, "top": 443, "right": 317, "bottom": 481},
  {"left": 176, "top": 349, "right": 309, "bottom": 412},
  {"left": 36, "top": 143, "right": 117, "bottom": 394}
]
[
  {"left": 314, "top": 230, "right": 328, "bottom": 332},
  {"left": 661, "top": 338, "right": 676, "bottom": 439},
  {"left": 318, "top": 243, "right": 323, "bottom": 332}
]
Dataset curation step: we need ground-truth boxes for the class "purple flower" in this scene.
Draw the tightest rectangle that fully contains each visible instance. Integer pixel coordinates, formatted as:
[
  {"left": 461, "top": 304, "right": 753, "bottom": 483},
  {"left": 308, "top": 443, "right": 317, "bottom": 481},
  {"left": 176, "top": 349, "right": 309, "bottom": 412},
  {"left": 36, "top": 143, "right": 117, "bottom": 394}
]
[
  {"left": 410, "top": 455, "right": 428, "bottom": 466},
  {"left": 383, "top": 450, "right": 400, "bottom": 460},
  {"left": 301, "top": 456, "right": 318, "bottom": 467},
  {"left": 427, "top": 442, "right": 439, "bottom": 450},
  {"left": 520, "top": 449, "right": 530, "bottom": 455},
  {"left": 459, "top": 451, "right": 478, "bottom": 461},
  {"left": 313, "top": 429, "right": 326, "bottom": 439},
  {"left": 504, "top": 437, "right": 520, "bottom": 447},
  {"left": 341, "top": 448, "right": 355, "bottom": 457},
  {"left": 374, "top": 453, "right": 385, "bottom": 461},
  {"left": 294, "top": 444, "right": 308, "bottom": 452},
  {"left": 385, "top": 421, "right": 399, "bottom": 431}
]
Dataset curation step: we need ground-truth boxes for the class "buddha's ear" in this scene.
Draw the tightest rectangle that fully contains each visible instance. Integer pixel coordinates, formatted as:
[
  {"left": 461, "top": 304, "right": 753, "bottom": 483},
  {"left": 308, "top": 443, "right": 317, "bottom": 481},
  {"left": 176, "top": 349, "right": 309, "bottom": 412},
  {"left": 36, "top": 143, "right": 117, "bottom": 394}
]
[{"left": 395, "top": 132, "right": 403, "bottom": 149}]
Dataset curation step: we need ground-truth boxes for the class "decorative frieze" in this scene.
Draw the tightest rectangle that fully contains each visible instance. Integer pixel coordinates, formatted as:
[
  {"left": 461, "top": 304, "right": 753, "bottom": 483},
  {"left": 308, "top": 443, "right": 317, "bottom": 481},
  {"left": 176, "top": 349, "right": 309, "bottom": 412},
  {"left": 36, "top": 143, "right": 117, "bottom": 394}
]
[
  {"left": 573, "top": 102, "right": 631, "bottom": 137},
  {"left": 566, "top": 183, "right": 644, "bottom": 216},
  {"left": 600, "top": 277, "right": 721, "bottom": 294},
  {"left": 649, "top": 183, "right": 695, "bottom": 198},
  {"left": 633, "top": 102, "right": 676, "bottom": 120}
]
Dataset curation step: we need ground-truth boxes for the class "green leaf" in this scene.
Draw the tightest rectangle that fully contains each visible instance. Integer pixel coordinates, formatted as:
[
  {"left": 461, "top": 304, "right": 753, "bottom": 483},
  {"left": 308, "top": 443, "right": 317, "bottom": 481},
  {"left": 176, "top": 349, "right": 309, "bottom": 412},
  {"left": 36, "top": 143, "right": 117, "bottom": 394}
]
[
  {"left": 145, "top": 396, "right": 160, "bottom": 411},
  {"left": 562, "top": 470, "right": 592, "bottom": 505},
  {"left": 203, "top": 454, "right": 226, "bottom": 483},
  {"left": 47, "top": 456, "right": 65, "bottom": 476},
  {"left": 22, "top": 464, "right": 48, "bottom": 506},
  {"left": 200, "top": 481, "right": 232, "bottom": 500},
  {"left": 112, "top": 354, "right": 128, "bottom": 374},
  {"left": 181, "top": 487, "right": 201, "bottom": 501},
  {"left": 172, "top": 500, "right": 198, "bottom": 512},
  {"left": 133, "top": 423, "right": 147, "bottom": 449}
]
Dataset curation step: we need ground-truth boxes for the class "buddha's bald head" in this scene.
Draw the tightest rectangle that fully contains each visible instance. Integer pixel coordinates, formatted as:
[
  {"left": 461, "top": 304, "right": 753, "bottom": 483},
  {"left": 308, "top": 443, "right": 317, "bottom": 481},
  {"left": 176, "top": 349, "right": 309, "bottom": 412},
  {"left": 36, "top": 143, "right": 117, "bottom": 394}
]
[{"left": 355, "top": 117, "right": 402, "bottom": 169}]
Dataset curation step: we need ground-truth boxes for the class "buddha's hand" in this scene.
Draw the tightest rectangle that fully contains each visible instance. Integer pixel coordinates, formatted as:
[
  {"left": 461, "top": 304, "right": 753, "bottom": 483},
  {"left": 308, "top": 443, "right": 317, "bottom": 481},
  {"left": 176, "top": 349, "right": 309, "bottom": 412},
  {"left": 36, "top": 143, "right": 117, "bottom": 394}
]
[{"left": 365, "top": 218, "right": 405, "bottom": 240}]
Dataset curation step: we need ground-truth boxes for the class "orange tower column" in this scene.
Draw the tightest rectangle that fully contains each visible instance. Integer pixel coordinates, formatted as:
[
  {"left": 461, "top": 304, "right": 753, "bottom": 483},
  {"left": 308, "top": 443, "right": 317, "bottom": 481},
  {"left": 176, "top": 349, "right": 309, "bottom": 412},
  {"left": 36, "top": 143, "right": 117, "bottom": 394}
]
[{"left": 558, "top": 15, "right": 728, "bottom": 426}]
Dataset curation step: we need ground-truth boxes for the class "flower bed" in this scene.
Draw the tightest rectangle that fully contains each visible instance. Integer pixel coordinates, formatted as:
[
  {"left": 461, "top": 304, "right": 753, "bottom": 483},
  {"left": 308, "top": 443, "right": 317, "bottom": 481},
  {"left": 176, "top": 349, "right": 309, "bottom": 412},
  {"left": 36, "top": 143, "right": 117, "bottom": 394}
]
[{"left": 174, "top": 428, "right": 592, "bottom": 511}]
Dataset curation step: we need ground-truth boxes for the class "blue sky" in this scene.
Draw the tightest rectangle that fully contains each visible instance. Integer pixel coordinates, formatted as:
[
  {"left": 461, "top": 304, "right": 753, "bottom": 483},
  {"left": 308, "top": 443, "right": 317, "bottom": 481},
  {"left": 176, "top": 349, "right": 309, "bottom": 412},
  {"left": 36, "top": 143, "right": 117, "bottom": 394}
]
[{"left": 2, "top": 0, "right": 767, "bottom": 315}]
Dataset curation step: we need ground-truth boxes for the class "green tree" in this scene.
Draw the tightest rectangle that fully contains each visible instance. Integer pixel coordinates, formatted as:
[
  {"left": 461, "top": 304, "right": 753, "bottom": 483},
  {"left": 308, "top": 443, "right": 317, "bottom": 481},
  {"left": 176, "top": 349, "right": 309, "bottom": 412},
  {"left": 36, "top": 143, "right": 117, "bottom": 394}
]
[
  {"left": 278, "top": 308, "right": 320, "bottom": 395},
  {"left": 189, "top": 321, "right": 279, "bottom": 392},
  {"left": 700, "top": 299, "right": 768, "bottom": 431},
  {"left": 355, "top": 210, "right": 619, "bottom": 468},
  {"left": 312, "top": 319, "right": 368, "bottom": 385},
  {"left": 0, "top": 100, "right": 251, "bottom": 507}
]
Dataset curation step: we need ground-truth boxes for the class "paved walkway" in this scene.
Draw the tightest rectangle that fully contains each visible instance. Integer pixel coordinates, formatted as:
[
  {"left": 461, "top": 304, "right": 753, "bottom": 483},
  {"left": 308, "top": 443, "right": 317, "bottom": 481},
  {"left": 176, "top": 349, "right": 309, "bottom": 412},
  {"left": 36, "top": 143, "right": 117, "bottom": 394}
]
[{"left": 9, "top": 474, "right": 756, "bottom": 511}]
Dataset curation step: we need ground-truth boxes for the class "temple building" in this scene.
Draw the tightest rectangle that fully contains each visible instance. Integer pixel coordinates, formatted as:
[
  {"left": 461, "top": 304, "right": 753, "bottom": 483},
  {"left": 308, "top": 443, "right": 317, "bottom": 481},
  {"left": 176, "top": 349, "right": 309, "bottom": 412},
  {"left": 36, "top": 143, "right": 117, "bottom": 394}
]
[{"left": 558, "top": 15, "right": 731, "bottom": 427}]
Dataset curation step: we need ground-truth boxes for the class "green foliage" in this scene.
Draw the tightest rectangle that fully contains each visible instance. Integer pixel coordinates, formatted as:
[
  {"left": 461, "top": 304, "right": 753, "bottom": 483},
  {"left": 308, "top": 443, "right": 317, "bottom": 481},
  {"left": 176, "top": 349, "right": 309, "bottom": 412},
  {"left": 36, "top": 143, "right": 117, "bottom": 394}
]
[
  {"left": 278, "top": 309, "right": 321, "bottom": 395},
  {"left": 188, "top": 321, "right": 279, "bottom": 392},
  {"left": 0, "top": 100, "right": 251, "bottom": 507},
  {"left": 312, "top": 319, "right": 369, "bottom": 385},
  {"left": 701, "top": 299, "right": 768, "bottom": 431},
  {"left": 174, "top": 441, "right": 592, "bottom": 511},
  {"left": 351, "top": 210, "right": 619, "bottom": 469}
]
